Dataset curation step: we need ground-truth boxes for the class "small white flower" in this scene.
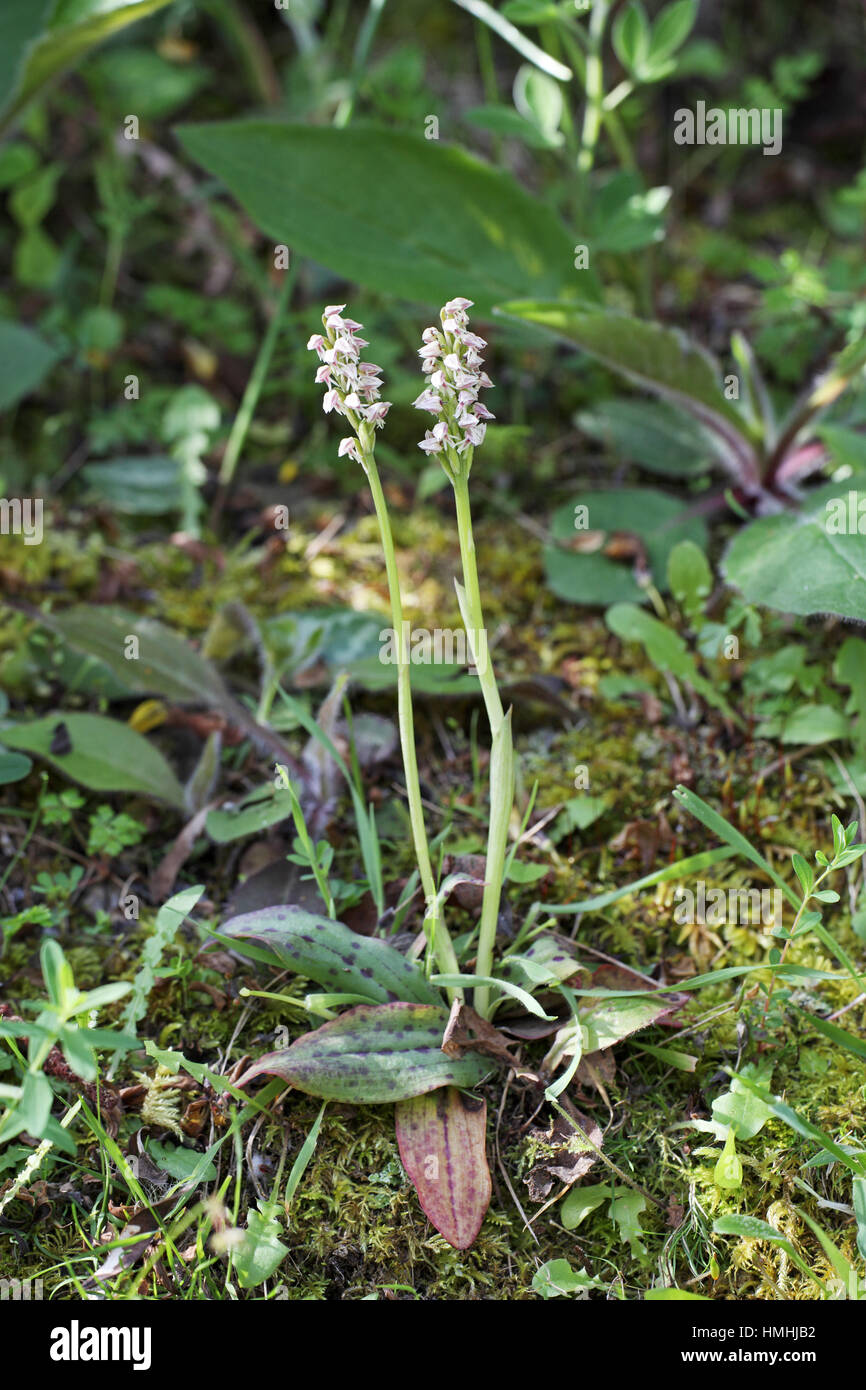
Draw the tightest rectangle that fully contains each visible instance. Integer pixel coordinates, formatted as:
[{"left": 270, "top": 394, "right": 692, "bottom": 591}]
[
  {"left": 338, "top": 437, "right": 362, "bottom": 461},
  {"left": 322, "top": 389, "right": 340, "bottom": 414}
]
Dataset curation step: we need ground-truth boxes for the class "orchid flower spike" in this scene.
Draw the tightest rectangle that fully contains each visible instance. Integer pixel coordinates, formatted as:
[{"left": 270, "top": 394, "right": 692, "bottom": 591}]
[
  {"left": 413, "top": 298, "right": 494, "bottom": 472},
  {"left": 307, "top": 306, "right": 391, "bottom": 460}
]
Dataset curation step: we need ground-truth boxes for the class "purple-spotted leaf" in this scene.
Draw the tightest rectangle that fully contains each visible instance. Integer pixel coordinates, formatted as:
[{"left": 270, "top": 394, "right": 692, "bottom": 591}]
[
  {"left": 220, "top": 905, "right": 442, "bottom": 1005},
  {"left": 395, "top": 1086, "right": 491, "bottom": 1249},
  {"left": 237, "top": 1003, "right": 489, "bottom": 1103}
]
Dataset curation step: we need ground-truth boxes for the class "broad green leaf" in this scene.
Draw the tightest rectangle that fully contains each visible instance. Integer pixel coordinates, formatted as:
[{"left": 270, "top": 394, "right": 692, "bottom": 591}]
[
  {"left": 235, "top": 1206, "right": 288, "bottom": 1290},
  {"left": 499, "top": 300, "right": 754, "bottom": 471},
  {"left": 576, "top": 398, "right": 711, "bottom": 476},
  {"left": 239, "top": 1003, "right": 489, "bottom": 1104},
  {"left": 0, "top": 712, "right": 185, "bottom": 807},
  {"left": 711, "top": 1062, "right": 775, "bottom": 1140},
  {"left": 723, "top": 484, "right": 866, "bottom": 622},
  {"left": 206, "top": 784, "right": 291, "bottom": 844},
  {"left": 219, "top": 905, "right": 443, "bottom": 1006},
  {"left": 560, "top": 1183, "right": 608, "bottom": 1230},
  {"left": 34, "top": 605, "right": 233, "bottom": 707},
  {"left": 177, "top": 122, "right": 585, "bottom": 315},
  {"left": 395, "top": 1087, "right": 491, "bottom": 1249},
  {"left": 0, "top": 319, "right": 60, "bottom": 408},
  {"left": 779, "top": 703, "right": 850, "bottom": 745},
  {"left": 0, "top": 749, "right": 32, "bottom": 784},
  {"left": 532, "top": 1259, "right": 602, "bottom": 1298},
  {"left": 148, "top": 1139, "right": 217, "bottom": 1183},
  {"left": 0, "top": 0, "right": 173, "bottom": 136},
  {"left": 580, "top": 990, "right": 679, "bottom": 1052},
  {"left": 546, "top": 487, "right": 707, "bottom": 606},
  {"left": 83, "top": 456, "right": 183, "bottom": 515}
]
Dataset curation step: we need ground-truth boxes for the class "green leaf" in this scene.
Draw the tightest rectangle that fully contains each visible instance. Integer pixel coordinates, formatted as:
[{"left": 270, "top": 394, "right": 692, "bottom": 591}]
[
  {"left": 606, "top": 602, "right": 735, "bottom": 719},
  {"left": 580, "top": 991, "right": 679, "bottom": 1052},
  {"left": 0, "top": 712, "right": 185, "bottom": 807},
  {"left": 711, "top": 1062, "right": 775, "bottom": 1140},
  {"left": 235, "top": 1206, "right": 288, "bottom": 1290},
  {"left": 82, "top": 456, "right": 183, "bottom": 514},
  {"left": 0, "top": 0, "right": 174, "bottom": 137},
  {"left": 712, "top": 1214, "right": 812, "bottom": 1278},
  {"left": 560, "top": 1183, "right": 609, "bottom": 1230},
  {"left": 219, "top": 905, "right": 443, "bottom": 1006},
  {"left": 835, "top": 638, "right": 866, "bottom": 755},
  {"left": 853, "top": 1176, "right": 866, "bottom": 1262},
  {"left": 0, "top": 749, "right": 32, "bottom": 784},
  {"left": 723, "top": 484, "right": 866, "bottom": 622},
  {"left": 499, "top": 300, "right": 755, "bottom": 475},
  {"left": 0, "top": 318, "right": 59, "bottom": 409},
  {"left": 513, "top": 64, "right": 563, "bottom": 141},
  {"left": 148, "top": 1139, "right": 217, "bottom": 1183},
  {"left": 239, "top": 1003, "right": 489, "bottom": 1104},
  {"left": 794, "top": 1007, "right": 866, "bottom": 1063},
  {"left": 672, "top": 785, "right": 800, "bottom": 910},
  {"left": 465, "top": 103, "right": 559, "bottom": 149},
  {"left": 205, "top": 784, "right": 291, "bottom": 844},
  {"left": 612, "top": 2, "right": 651, "bottom": 75},
  {"left": 34, "top": 605, "right": 233, "bottom": 707},
  {"left": 577, "top": 399, "right": 711, "bottom": 477},
  {"left": 649, "top": 0, "right": 698, "bottom": 63},
  {"left": 532, "top": 1259, "right": 602, "bottom": 1298},
  {"left": 176, "top": 122, "right": 584, "bottom": 316},
  {"left": 779, "top": 703, "right": 850, "bottom": 746},
  {"left": 395, "top": 1087, "right": 491, "bottom": 1249},
  {"left": 546, "top": 487, "right": 708, "bottom": 606},
  {"left": 84, "top": 44, "right": 209, "bottom": 121},
  {"left": 667, "top": 540, "right": 712, "bottom": 623},
  {"left": 729, "top": 1071, "right": 866, "bottom": 1177}
]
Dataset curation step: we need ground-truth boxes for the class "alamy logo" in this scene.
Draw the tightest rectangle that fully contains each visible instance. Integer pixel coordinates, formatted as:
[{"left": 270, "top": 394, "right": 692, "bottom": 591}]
[
  {"left": 0, "top": 497, "right": 43, "bottom": 545},
  {"left": 379, "top": 622, "right": 488, "bottom": 676},
  {"left": 674, "top": 101, "right": 782, "bottom": 156},
  {"left": 0, "top": 1276, "right": 43, "bottom": 1299},
  {"left": 49, "top": 1320, "right": 152, "bottom": 1371},
  {"left": 673, "top": 882, "right": 783, "bottom": 927}
]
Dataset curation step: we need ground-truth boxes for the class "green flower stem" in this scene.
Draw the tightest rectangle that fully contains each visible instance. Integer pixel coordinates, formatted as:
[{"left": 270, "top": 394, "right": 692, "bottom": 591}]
[
  {"left": 451, "top": 470, "right": 514, "bottom": 1019},
  {"left": 218, "top": 264, "right": 297, "bottom": 490},
  {"left": 359, "top": 444, "right": 461, "bottom": 994},
  {"left": 577, "top": 0, "right": 610, "bottom": 176}
]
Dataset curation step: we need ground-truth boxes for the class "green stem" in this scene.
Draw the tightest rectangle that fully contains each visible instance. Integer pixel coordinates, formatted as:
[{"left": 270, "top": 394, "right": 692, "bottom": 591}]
[
  {"left": 334, "top": 0, "right": 389, "bottom": 127},
  {"left": 577, "top": 0, "right": 610, "bottom": 178},
  {"left": 361, "top": 448, "right": 461, "bottom": 994},
  {"left": 218, "top": 265, "right": 296, "bottom": 491},
  {"left": 451, "top": 472, "right": 514, "bottom": 1018}
]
